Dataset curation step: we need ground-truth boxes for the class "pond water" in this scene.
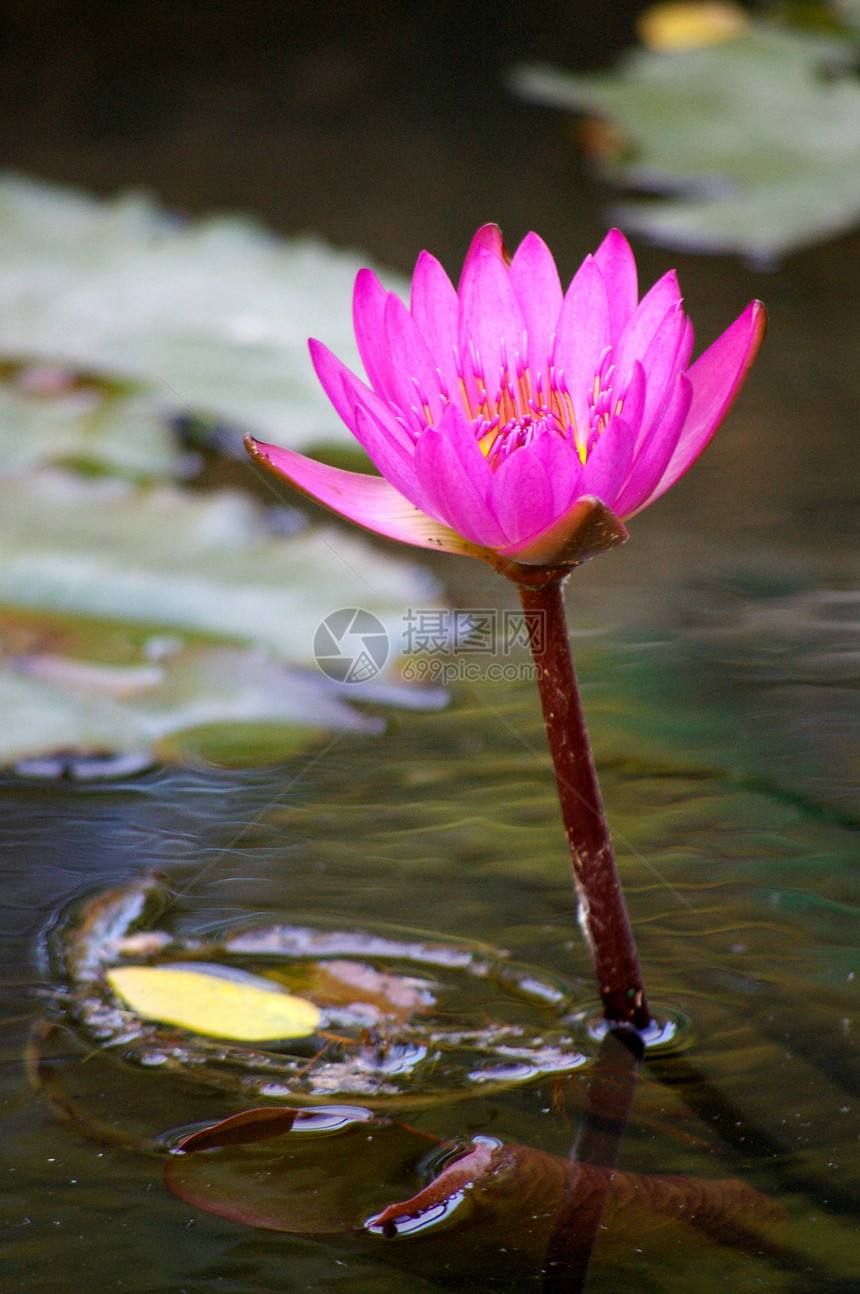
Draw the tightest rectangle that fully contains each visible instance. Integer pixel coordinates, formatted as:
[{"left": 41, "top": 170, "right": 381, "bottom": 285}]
[
  {"left": 2, "top": 494, "right": 859, "bottom": 1290},
  {"left": 1, "top": 3, "right": 860, "bottom": 1291}
]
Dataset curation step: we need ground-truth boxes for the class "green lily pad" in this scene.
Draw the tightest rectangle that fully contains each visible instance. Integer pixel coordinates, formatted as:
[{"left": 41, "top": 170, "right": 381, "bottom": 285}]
[
  {"left": 0, "top": 174, "right": 406, "bottom": 450},
  {"left": 0, "top": 373, "right": 181, "bottom": 479},
  {"left": 0, "top": 473, "right": 441, "bottom": 768},
  {"left": 511, "top": 22, "right": 860, "bottom": 262},
  {"left": 0, "top": 471, "right": 430, "bottom": 661},
  {"left": 0, "top": 631, "right": 388, "bottom": 770},
  {"left": 0, "top": 178, "right": 439, "bottom": 770}
]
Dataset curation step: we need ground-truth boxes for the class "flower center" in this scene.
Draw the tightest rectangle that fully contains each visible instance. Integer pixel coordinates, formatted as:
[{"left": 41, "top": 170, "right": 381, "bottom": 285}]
[
  {"left": 398, "top": 343, "right": 621, "bottom": 470},
  {"left": 456, "top": 344, "right": 619, "bottom": 470}
]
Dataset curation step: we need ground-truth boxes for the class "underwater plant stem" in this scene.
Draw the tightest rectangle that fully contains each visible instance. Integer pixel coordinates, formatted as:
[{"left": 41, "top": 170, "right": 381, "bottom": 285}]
[{"left": 515, "top": 575, "right": 651, "bottom": 1030}]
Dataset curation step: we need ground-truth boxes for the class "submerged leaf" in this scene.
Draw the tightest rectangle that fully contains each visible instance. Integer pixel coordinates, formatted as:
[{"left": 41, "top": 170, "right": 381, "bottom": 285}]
[
  {"left": 166, "top": 1114, "right": 788, "bottom": 1273},
  {"left": 107, "top": 964, "right": 322, "bottom": 1041},
  {"left": 175, "top": 1104, "right": 372, "bottom": 1152},
  {"left": 512, "top": 23, "right": 860, "bottom": 262},
  {"left": 166, "top": 1111, "right": 434, "bottom": 1235},
  {"left": 176, "top": 1107, "right": 301, "bottom": 1151},
  {"left": 365, "top": 1137, "right": 788, "bottom": 1255}
]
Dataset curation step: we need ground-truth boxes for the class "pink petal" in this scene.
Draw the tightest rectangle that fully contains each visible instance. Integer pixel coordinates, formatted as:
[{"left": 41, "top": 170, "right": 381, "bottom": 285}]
[
  {"left": 636, "top": 301, "right": 690, "bottom": 431},
  {"left": 352, "top": 282, "right": 446, "bottom": 434},
  {"left": 308, "top": 339, "right": 366, "bottom": 437},
  {"left": 245, "top": 437, "right": 495, "bottom": 560},
  {"left": 336, "top": 363, "right": 415, "bottom": 452},
  {"left": 310, "top": 341, "right": 414, "bottom": 457},
  {"left": 410, "top": 251, "right": 461, "bottom": 400},
  {"left": 613, "top": 373, "right": 693, "bottom": 518},
  {"left": 460, "top": 224, "right": 508, "bottom": 284},
  {"left": 580, "top": 414, "right": 635, "bottom": 507},
  {"left": 488, "top": 445, "right": 555, "bottom": 546},
  {"left": 612, "top": 270, "right": 683, "bottom": 397},
  {"left": 508, "top": 232, "right": 563, "bottom": 375},
  {"left": 552, "top": 256, "right": 611, "bottom": 448},
  {"left": 413, "top": 407, "right": 507, "bottom": 547},
  {"left": 678, "top": 314, "right": 695, "bottom": 372},
  {"left": 381, "top": 292, "right": 447, "bottom": 426},
  {"left": 533, "top": 431, "right": 586, "bottom": 513},
  {"left": 352, "top": 269, "right": 391, "bottom": 396},
  {"left": 619, "top": 360, "right": 647, "bottom": 446},
  {"left": 593, "top": 228, "right": 639, "bottom": 343},
  {"left": 458, "top": 246, "right": 527, "bottom": 404},
  {"left": 352, "top": 405, "right": 429, "bottom": 509},
  {"left": 645, "top": 300, "right": 767, "bottom": 508}
]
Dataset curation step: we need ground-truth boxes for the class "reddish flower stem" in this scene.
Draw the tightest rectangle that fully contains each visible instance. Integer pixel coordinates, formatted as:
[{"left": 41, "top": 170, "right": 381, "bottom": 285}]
[
  {"left": 543, "top": 1026, "right": 644, "bottom": 1291},
  {"left": 515, "top": 574, "right": 651, "bottom": 1030}
]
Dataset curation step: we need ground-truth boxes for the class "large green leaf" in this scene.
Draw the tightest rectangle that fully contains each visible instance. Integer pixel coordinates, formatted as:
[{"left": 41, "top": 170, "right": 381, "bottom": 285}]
[
  {"left": 0, "top": 472, "right": 441, "bottom": 768},
  {"left": 0, "top": 471, "right": 429, "bottom": 659},
  {"left": 0, "top": 375, "right": 181, "bottom": 478},
  {"left": 0, "top": 174, "right": 405, "bottom": 450},
  {"left": 512, "top": 22, "right": 860, "bottom": 262},
  {"left": 0, "top": 178, "right": 440, "bottom": 769},
  {"left": 0, "top": 631, "right": 389, "bottom": 770}
]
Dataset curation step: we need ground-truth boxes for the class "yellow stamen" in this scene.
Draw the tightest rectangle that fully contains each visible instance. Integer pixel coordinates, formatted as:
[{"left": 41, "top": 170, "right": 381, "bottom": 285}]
[{"left": 479, "top": 429, "right": 497, "bottom": 458}]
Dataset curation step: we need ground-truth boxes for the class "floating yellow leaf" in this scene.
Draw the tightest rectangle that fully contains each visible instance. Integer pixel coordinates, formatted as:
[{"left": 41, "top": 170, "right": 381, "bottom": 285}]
[
  {"left": 106, "top": 964, "right": 321, "bottom": 1041},
  {"left": 637, "top": 2, "right": 747, "bottom": 50}
]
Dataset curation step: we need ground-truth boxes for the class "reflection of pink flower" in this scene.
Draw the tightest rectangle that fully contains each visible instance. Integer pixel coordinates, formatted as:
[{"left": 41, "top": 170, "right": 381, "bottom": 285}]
[{"left": 248, "top": 225, "right": 765, "bottom": 568}]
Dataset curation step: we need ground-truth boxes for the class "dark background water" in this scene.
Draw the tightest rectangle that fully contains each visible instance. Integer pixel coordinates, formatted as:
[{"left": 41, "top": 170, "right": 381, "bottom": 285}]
[{"left": 1, "top": 2, "right": 859, "bottom": 1291}]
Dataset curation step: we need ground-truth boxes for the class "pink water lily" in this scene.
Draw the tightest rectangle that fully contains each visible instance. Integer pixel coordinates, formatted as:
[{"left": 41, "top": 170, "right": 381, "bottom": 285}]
[{"left": 248, "top": 225, "right": 765, "bottom": 570}]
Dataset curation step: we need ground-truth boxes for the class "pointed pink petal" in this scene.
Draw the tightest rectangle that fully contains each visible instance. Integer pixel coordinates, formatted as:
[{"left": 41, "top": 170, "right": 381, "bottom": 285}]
[
  {"left": 413, "top": 406, "right": 507, "bottom": 547},
  {"left": 245, "top": 437, "right": 495, "bottom": 560},
  {"left": 351, "top": 405, "right": 429, "bottom": 509},
  {"left": 336, "top": 364, "right": 415, "bottom": 452},
  {"left": 613, "top": 373, "right": 693, "bottom": 518},
  {"left": 552, "top": 256, "right": 611, "bottom": 446},
  {"left": 678, "top": 314, "right": 695, "bottom": 372},
  {"left": 308, "top": 339, "right": 367, "bottom": 437},
  {"left": 644, "top": 300, "right": 766, "bottom": 509},
  {"left": 508, "top": 232, "right": 563, "bottom": 375},
  {"left": 489, "top": 446, "right": 555, "bottom": 546},
  {"left": 410, "top": 251, "right": 461, "bottom": 400},
  {"left": 351, "top": 281, "right": 447, "bottom": 433},
  {"left": 352, "top": 269, "right": 392, "bottom": 397},
  {"left": 593, "top": 228, "right": 639, "bottom": 343},
  {"left": 500, "top": 495, "right": 628, "bottom": 567},
  {"left": 460, "top": 224, "right": 509, "bottom": 283},
  {"left": 458, "top": 247, "right": 527, "bottom": 403},
  {"left": 612, "top": 270, "right": 683, "bottom": 396},
  {"left": 310, "top": 341, "right": 414, "bottom": 456}
]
